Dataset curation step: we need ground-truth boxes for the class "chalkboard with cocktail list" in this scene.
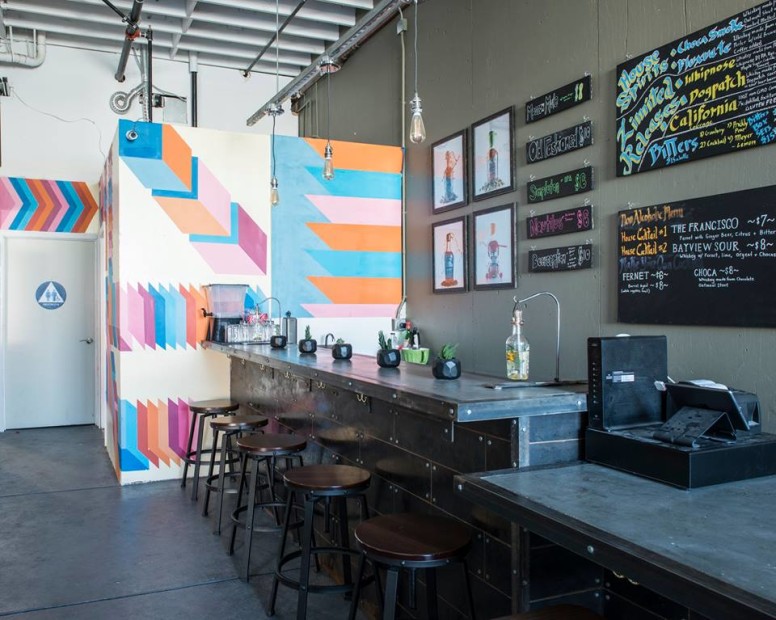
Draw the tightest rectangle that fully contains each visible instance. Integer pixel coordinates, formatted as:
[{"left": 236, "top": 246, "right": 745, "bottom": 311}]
[
  {"left": 616, "top": 0, "right": 776, "bottom": 176},
  {"left": 618, "top": 185, "right": 776, "bottom": 326}
]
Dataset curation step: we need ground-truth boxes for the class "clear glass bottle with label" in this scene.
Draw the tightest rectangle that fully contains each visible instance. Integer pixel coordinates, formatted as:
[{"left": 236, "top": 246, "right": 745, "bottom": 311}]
[{"left": 506, "top": 309, "right": 530, "bottom": 380}]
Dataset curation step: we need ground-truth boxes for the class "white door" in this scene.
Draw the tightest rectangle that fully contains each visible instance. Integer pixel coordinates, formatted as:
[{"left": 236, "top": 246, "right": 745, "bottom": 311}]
[{"left": 4, "top": 237, "right": 96, "bottom": 428}]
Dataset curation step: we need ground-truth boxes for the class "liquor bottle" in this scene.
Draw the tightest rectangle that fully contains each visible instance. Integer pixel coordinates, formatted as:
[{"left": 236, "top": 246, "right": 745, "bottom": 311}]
[
  {"left": 505, "top": 308, "right": 530, "bottom": 380},
  {"left": 444, "top": 232, "right": 455, "bottom": 281},
  {"left": 487, "top": 129, "right": 499, "bottom": 184}
]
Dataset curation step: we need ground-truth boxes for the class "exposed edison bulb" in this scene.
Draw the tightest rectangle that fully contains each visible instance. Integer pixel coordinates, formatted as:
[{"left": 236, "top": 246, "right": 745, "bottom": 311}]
[
  {"left": 323, "top": 143, "right": 335, "bottom": 181},
  {"left": 270, "top": 176, "right": 279, "bottom": 206},
  {"left": 409, "top": 93, "right": 426, "bottom": 144}
]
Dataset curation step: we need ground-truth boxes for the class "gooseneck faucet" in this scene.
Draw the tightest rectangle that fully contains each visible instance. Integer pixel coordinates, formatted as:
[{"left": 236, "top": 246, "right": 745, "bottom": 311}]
[
  {"left": 513, "top": 291, "right": 561, "bottom": 383},
  {"left": 323, "top": 333, "right": 335, "bottom": 347}
]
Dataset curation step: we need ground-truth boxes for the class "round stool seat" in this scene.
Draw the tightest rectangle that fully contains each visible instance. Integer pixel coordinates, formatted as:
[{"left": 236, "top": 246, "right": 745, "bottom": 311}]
[
  {"left": 355, "top": 513, "right": 471, "bottom": 563},
  {"left": 236, "top": 432, "right": 307, "bottom": 455},
  {"left": 284, "top": 463, "right": 371, "bottom": 493},
  {"left": 210, "top": 414, "right": 268, "bottom": 431},
  {"left": 190, "top": 399, "right": 239, "bottom": 414}
]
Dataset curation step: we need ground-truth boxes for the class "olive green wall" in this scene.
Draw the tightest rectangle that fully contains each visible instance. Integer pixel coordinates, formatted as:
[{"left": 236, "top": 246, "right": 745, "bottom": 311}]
[{"left": 302, "top": 0, "right": 776, "bottom": 431}]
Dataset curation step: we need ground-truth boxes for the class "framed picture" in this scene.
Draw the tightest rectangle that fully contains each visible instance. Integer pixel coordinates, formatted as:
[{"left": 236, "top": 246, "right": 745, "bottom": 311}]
[
  {"left": 432, "top": 129, "right": 467, "bottom": 213},
  {"left": 432, "top": 216, "right": 468, "bottom": 293},
  {"left": 472, "top": 203, "right": 516, "bottom": 290},
  {"left": 471, "top": 106, "right": 515, "bottom": 201}
]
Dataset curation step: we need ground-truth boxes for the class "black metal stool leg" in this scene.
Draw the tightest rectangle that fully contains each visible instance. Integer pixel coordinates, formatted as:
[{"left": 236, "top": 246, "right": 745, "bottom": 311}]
[
  {"left": 214, "top": 430, "right": 230, "bottom": 534},
  {"left": 181, "top": 411, "right": 197, "bottom": 488},
  {"left": 462, "top": 559, "right": 477, "bottom": 620},
  {"left": 383, "top": 566, "right": 400, "bottom": 620},
  {"left": 268, "top": 491, "right": 296, "bottom": 616},
  {"left": 244, "top": 454, "right": 260, "bottom": 581},
  {"left": 202, "top": 427, "right": 220, "bottom": 516},
  {"left": 229, "top": 453, "right": 249, "bottom": 555},
  {"left": 338, "top": 496, "right": 353, "bottom": 587},
  {"left": 425, "top": 567, "right": 439, "bottom": 619},
  {"left": 348, "top": 552, "right": 367, "bottom": 620},
  {"left": 296, "top": 493, "right": 317, "bottom": 620},
  {"left": 191, "top": 413, "right": 207, "bottom": 501}
]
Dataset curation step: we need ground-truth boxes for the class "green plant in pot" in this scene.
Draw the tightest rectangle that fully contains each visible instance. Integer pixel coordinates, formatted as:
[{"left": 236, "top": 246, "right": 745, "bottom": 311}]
[
  {"left": 298, "top": 325, "right": 317, "bottom": 354},
  {"left": 376, "top": 330, "right": 401, "bottom": 368},
  {"left": 332, "top": 337, "right": 353, "bottom": 360},
  {"left": 432, "top": 342, "right": 461, "bottom": 380}
]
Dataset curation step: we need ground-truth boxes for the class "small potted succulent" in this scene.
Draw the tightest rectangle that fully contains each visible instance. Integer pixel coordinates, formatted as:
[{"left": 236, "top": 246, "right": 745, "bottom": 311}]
[
  {"left": 376, "top": 330, "right": 401, "bottom": 368},
  {"left": 332, "top": 337, "right": 353, "bottom": 360},
  {"left": 298, "top": 325, "right": 317, "bottom": 354},
  {"left": 432, "top": 343, "right": 461, "bottom": 380}
]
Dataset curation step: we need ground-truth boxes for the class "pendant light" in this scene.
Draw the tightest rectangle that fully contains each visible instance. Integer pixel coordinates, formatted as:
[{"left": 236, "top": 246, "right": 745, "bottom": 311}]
[
  {"left": 409, "top": 0, "right": 426, "bottom": 144},
  {"left": 319, "top": 55, "right": 339, "bottom": 181},
  {"left": 268, "top": 0, "right": 284, "bottom": 206}
]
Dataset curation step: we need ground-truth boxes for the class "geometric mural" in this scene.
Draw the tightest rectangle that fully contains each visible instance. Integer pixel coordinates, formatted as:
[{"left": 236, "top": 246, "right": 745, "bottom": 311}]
[
  {"left": 0, "top": 176, "right": 98, "bottom": 232},
  {"left": 118, "top": 120, "right": 268, "bottom": 275},
  {"left": 119, "top": 398, "right": 193, "bottom": 471},
  {"left": 273, "top": 135, "right": 403, "bottom": 318}
]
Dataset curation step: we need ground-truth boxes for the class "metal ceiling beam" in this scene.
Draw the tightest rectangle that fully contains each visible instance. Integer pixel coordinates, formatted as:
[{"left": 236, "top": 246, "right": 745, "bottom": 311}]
[
  {"left": 203, "top": 0, "right": 357, "bottom": 27},
  {"left": 247, "top": 0, "right": 409, "bottom": 125},
  {"left": 192, "top": 4, "right": 340, "bottom": 40},
  {"left": 171, "top": 0, "right": 199, "bottom": 58},
  {"left": 242, "top": 0, "right": 306, "bottom": 75}
]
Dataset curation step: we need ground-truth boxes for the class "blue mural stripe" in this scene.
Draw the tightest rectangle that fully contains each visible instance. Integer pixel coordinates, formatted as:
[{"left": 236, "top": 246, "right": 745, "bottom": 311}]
[
  {"left": 56, "top": 180, "right": 84, "bottom": 232},
  {"left": 151, "top": 157, "right": 199, "bottom": 199},
  {"left": 159, "top": 285, "right": 177, "bottom": 349},
  {"left": 118, "top": 120, "right": 162, "bottom": 160},
  {"left": 301, "top": 168, "right": 401, "bottom": 200},
  {"left": 119, "top": 400, "right": 149, "bottom": 471},
  {"left": 306, "top": 250, "right": 402, "bottom": 278},
  {"left": 149, "top": 285, "right": 166, "bottom": 348},
  {"left": 9, "top": 177, "right": 37, "bottom": 229},
  {"left": 189, "top": 202, "right": 239, "bottom": 244},
  {"left": 174, "top": 285, "right": 187, "bottom": 348}
]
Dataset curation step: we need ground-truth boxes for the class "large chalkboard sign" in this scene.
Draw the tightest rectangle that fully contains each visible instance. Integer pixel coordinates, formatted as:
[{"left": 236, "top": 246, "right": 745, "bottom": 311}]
[
  {"left": 527, "top": 121, "right": 593, "bottom": 164},
  {"left": 529, "top": 243, "right": 593, "bottom": 272},
  {"left": 616, "top": 0, "right": 776, "bottom": 176},
  {"left": 618, "top": 185, "right": 776, "bottom": 326},
  {"left": 527, "top": 166, "right": 594, "bottom": 204},
  {"left": 528, "top": 205, "right": 594, "bottom": 239},
  {"left": 526, "top": 75, "right": 592, "bottom": 123}
]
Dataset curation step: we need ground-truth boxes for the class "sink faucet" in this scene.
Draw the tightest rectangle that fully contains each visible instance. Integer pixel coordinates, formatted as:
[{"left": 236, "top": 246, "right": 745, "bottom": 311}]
[{"left": 323, "top": 333, "right": 335, "bottom": 347}]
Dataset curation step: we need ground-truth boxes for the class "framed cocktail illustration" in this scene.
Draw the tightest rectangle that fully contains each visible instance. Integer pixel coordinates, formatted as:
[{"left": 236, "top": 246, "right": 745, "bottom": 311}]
[
  {"left": 471, "top": 106, "right": 515, "bottom": 201},
  {"left": 432, "top": 216, "right": 468, "bottom": 293},
  {"left": 473, "top": 203, "right": 516, "bottom": 290},
  {"left": 432, "top": 129, "right": 467, "bottom": 213}
]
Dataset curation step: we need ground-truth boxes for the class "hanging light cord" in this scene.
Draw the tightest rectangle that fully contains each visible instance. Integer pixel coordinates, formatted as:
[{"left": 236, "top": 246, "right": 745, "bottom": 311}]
[
  {"left": 271, "top": 114, "right": 277, "bottom": 178},
  {"left": 326, "top": 68, "right": 331, "bottom": 145},
  {"left": 414, "top": 0, "right": 419, "bottom": 95}
]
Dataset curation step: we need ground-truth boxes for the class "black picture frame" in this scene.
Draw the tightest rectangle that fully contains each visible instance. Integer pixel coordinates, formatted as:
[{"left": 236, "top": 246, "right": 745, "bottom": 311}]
[
  {"left": 432, "top": 215, "right": 468, "bottom": 294},
  {"left": 471, "top": 106, "right": 515, "bottom": 202},
  {"left": 472, "top": 203, "right": 516, "bottom": 290},
  {"left": 432, "top": 129, "right": 468, "bottom": 213}
]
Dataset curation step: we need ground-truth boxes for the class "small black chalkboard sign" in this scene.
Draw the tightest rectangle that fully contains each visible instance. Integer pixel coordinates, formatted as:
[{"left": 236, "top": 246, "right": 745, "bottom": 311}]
[
  {"left": 527, "top": 166, "right": 594, "bottom": 204},
  {"left": 528, "top": 243, "right": 593, "bottom": 272},
  {"left": 527, "top": 121, "right": 593, "bottom": 164},
  {"left": 527, "top": 205, "right": 594, "bottom": 240},
  {"left": 526, "top": 75, "right": 592, "bottom": 124}
]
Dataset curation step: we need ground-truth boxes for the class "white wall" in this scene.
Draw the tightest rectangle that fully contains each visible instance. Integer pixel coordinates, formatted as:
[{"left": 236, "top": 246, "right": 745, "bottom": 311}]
[{"left": 0, "top": 40, "right": 298, "bottom": 183}]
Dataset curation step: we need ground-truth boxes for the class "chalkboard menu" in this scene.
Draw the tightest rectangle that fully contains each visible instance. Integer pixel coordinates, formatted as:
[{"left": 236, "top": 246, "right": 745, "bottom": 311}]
[
  {"left": 528, "top": 205, "right": 594, "bottom": 239},
  {"left": 527, "top": 166, "right": 594, "bottom": 204},
  {"left": 526, "top": 75, "right": 592, "bottom": 123},
  {"left": 529, "top": 243, "right": 593, "bottom": 272},
  {"left": 527, "top": 121, "right": 593, "bottom": 164},
  {"left": 618, "top": 185, "right": 776, "bottom": 327},
  {"left": 616, "top": 0, "right": 776, "bottom": 176}
]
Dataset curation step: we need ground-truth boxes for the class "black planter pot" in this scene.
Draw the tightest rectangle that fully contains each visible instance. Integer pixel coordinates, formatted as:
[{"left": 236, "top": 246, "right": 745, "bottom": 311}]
[
  {"left": 376, "top": 349, "right": 401, "bottom": 368},
  {"left": 298, "top": 339, "right": 317, "bottom": 354},
  {"left": 432, "top": 357, "right": 461, "bottom": 380},
  {"left": 332, "top": 343, "right": 353, "bottom": 360},
  {"left": 270, "top": 335, "right": 287, "bottom": 349}
]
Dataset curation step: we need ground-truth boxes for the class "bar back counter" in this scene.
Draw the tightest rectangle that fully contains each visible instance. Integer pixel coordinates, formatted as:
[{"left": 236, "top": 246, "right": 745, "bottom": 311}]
[{"left": 205, "top": 342, "right": 590, "bottom": 618}]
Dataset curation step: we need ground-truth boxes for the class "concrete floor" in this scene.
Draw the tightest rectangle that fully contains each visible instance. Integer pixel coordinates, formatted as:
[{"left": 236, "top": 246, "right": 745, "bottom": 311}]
[{"left": 0, "top": 426, "right": 364, "bottom": 619}]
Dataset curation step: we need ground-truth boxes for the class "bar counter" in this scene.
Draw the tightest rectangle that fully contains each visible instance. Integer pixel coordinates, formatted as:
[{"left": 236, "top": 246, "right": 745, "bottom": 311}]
[{"left": 206, "top": 341, "right": 592, "bottom": 618}]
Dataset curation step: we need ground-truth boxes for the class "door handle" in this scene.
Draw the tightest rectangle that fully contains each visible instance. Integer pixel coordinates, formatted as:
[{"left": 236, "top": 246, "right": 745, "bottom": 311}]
[{"left": 80, "top": 338, "right": 94, "bottom": 344}]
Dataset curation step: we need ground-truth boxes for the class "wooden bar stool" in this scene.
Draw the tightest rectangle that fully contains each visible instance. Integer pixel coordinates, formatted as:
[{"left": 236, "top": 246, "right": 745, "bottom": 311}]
[
  {"left": 202, "top": 414, "right": 268, "bottom": 535},
  {"left": 493, "top": 606, "right": 604, "bottom": 619},
  {"left": 269, "top": 464, "right": 372, "bottom": 620},
  {"left": 349, "top": 512, "right": 477, "bottom": 620},
  {"left": 181, "top": 398, "right": 239, "bottom": 501},
  {"left": 229, "top": 433, "right": 308, "bottom": 581}
]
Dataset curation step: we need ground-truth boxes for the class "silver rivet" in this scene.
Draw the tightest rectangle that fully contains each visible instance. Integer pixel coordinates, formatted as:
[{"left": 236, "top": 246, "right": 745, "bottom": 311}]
[
  {"left": 587, "top": 545, "right": 595, "bottom": 554},
  {"left": 457, "top": 484, "right": 463, "bottom": 491}
]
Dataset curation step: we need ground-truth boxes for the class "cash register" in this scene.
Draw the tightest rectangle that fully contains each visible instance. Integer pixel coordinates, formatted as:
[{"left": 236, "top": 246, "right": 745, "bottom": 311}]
[{"left": 585, "top": 335, "right": 776, "bottom": 488}]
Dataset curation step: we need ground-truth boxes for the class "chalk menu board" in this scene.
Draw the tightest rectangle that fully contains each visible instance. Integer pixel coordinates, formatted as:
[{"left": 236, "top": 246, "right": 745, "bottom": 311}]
[
  {"left": 618, "top": 185, "right": 776, "bottom": 327},
  {"left": 616, "top": 0, "right": 776, "bottom": 176},
  {"left": 527, "top": 166, "right": 594, "bottom": 204}
]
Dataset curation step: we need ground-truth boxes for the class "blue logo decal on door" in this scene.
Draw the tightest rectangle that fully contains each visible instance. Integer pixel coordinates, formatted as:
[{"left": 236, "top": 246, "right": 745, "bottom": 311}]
[{"left": 36, "top": 281, "right": 67, "bottom": 310}]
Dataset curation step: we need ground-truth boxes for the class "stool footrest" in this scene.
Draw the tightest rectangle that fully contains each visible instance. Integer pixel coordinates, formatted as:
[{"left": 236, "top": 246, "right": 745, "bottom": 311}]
[{"left": 275, "top": 546, "right": 365, "bottom": 595}]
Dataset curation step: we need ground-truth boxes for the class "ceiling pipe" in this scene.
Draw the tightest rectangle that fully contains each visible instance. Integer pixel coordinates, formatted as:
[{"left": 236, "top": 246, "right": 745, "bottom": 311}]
[
  {"left": 109, "top": 0, "right": 144, "bottom": 82},
  {"left": 246, "top": 0, "right": 411, "bottom": 126},
  {"left": 242, "top": 0, "right": 307, "bottom": 77},
  {"left": 0, "top": 29, "right": 47, "bottom": 68},
  {"left": 146, "top": 25, "right": 153, "bottom": 121}
]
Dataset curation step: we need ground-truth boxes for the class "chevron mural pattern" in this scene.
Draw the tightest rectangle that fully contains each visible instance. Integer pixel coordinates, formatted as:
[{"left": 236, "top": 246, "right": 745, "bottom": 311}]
[
  {"left": 0, "top": 176, "right": 98, "bottom": 232},
  {"left": 118, "top": 120, "right": 267, "bottom": 275}
]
